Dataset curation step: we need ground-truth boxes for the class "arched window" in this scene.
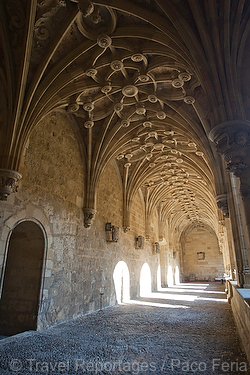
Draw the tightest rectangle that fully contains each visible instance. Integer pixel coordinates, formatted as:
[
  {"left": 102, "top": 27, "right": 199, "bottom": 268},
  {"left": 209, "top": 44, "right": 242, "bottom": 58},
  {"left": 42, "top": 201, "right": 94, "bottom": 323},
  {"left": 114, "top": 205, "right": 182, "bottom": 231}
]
[
  {"left": 113, "top": 261, "right": 130, "bottom": 303},
  {"left": 140, "top": 263, "right": 151, "bottom": 297}
]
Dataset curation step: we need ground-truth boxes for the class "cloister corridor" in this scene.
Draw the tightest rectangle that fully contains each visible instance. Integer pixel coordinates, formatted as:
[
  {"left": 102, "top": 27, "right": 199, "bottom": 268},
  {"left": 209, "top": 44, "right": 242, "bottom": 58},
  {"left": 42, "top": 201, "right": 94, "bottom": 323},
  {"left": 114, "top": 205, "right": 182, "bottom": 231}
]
[
  {"left": 0, "top": 282, "right": 248, "bottom": 375},
  {"left": 1, "top": 0, "right": 250, "bottom": 373}
]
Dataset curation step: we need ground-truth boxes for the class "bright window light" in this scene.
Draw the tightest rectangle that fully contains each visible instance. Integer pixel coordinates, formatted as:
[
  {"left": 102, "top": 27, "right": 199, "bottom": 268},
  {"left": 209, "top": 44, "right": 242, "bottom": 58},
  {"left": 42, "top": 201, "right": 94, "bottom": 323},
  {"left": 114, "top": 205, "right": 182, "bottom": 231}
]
[
  {"left": 113, "top": 261, "right": 130, "bottom": 303},
  {"left": 140, "top": 263, "right": 152, "bottom": 297}
]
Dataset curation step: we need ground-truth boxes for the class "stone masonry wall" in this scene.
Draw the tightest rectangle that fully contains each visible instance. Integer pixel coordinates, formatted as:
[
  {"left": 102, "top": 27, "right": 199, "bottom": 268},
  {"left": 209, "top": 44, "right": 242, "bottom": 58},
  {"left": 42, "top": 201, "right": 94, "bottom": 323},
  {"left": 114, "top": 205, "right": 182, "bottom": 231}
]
[
  {"left": 0, "top": 111, "right": 161, "bottom": 330},
  {"left": 130, "top": 190, "right": 145, "bottom": 240},
  {"left": 183, "top": 226, "right": 225, "bottom": 281}
]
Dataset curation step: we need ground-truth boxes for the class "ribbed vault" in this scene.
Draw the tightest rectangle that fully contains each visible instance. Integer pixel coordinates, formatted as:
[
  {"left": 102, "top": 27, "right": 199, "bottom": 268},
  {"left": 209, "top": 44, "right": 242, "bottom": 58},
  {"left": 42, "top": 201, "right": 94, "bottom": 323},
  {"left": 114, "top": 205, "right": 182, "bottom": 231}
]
[{"left": 1, "top": 0, "right": 250, "bottom": 239}]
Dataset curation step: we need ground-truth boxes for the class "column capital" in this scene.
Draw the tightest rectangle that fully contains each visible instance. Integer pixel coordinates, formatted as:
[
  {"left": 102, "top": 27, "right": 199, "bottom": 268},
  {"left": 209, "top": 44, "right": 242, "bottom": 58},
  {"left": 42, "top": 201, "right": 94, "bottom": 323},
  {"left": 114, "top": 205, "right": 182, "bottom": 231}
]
[
  {"left": 0, "top": 169, "right": 22, "bottom": 201},
  {"left": 215, "top": 194, "right": 229, "bottom": 218},
  {"left": 209, "top": 120, "right": 250, "bottom": 175},
  {"left": 83, "top": 208, "right": 96, "bottom": 228}
]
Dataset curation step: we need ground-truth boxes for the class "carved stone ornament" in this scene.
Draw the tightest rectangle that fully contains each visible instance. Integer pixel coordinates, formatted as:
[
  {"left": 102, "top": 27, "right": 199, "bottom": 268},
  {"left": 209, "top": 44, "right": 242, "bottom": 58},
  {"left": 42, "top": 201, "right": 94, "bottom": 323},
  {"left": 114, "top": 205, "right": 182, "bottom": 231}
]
[
  {"left": 0, "top": 169, "right": 22, "bottom": 201},
  {"left": 83, "top": 208, "right": 96, "bottom": 228},
  {"left": 209, "top": 120, "right": 250, "bottom": 175},
  {"left": 67, "top": 103, "right": 80, "bottom": 113},
  {"left": 5, "top": 0, "right": 25, "bottom": 31},
  {"left": 77, "top": 0, "right": 94, "bottom": 17},
  {"left": 172, "top": 78, "right": 184, "bottom": 88},
  {"left": 110, "top": 60, "right": 123, "bottom": 71},
  {"left": 178, "top": 72, "right": 192, "bottom": 82},
  {"left": 184, "top": 96, "right": 195, "bottom": 105},
  {"left": 97, "top": 34, "right": 112, "bottom": 48},
  {"left": 215, "top": 194, "right": 229, "bottom": 218},
  {"left": 84, "top": 120, "right": 94, "bottom": 128},
  {"left": 131, "top": 54, "right": 145, "bottom": 62}
]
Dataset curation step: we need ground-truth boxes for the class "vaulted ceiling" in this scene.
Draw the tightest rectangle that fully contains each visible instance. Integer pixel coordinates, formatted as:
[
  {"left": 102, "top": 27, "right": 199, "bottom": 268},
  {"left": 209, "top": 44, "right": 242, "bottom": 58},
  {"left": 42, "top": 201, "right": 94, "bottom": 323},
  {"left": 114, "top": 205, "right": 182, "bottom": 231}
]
[{"left": 1, "top": 0, "right": 250, "bottom": 235}]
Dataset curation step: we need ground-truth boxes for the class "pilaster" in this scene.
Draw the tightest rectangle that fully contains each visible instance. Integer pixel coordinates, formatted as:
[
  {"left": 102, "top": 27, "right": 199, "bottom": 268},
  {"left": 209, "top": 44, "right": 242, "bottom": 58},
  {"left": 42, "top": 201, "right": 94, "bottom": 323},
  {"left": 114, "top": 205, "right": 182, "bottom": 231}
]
[{"left": 209, "top": 120, "right": 250, "bottom": 287}]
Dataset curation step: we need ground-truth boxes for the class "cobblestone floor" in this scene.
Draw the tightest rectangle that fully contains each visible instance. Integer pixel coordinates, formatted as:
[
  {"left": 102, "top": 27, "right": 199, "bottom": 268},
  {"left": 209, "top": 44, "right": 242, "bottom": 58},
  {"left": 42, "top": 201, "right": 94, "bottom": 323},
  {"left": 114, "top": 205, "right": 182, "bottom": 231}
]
[{"left": 0, "top": 283, "right": 249, "bottom": 375}]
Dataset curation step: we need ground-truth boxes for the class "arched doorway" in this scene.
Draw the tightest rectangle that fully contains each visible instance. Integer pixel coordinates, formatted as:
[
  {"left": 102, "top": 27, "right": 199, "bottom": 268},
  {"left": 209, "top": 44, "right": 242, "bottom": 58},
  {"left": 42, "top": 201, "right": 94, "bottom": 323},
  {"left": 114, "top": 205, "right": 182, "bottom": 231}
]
[
  {"left": 0, "top": 221, "right": 45, "bottom": 335},
  {"left": 113, "top": 261, "right": 130, "bottom": 304},
  {"left": 140, "top": 263, "right": 151, "bottom": 297}
]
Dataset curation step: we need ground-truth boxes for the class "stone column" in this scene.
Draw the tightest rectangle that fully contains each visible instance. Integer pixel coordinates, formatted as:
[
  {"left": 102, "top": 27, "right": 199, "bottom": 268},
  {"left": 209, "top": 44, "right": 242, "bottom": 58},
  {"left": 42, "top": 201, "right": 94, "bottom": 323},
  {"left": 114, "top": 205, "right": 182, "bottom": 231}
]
[
  {"left": 209, "top": 120, "right": 250, "bottom": 287},
  {"left": 215, "top": 193, "right": 244, "bottom": 285}
]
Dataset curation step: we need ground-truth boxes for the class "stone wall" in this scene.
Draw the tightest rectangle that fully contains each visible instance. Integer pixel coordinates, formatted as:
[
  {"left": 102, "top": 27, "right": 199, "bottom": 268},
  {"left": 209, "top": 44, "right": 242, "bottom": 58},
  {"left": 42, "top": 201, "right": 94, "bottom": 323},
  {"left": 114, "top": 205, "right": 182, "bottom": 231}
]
[
  {"left": 0, "top": 111, "right": 86, "bottom": 330},
  {"left": 183, "top": 226, "right": 225, "bottom": 281},
  {"left": 227, "top": 281, "right": 250, "bottom": 363},
  {"left": 0, "top": 111, "right": 162, "bottom": 331}
]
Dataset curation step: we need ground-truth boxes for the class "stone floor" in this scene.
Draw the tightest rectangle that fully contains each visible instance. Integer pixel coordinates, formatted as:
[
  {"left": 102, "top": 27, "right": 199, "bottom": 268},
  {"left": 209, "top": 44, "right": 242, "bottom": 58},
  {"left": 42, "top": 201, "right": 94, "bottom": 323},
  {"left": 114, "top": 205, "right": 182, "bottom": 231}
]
[{"left": 0, "top": 283, "right": 249, "bottom": 374}]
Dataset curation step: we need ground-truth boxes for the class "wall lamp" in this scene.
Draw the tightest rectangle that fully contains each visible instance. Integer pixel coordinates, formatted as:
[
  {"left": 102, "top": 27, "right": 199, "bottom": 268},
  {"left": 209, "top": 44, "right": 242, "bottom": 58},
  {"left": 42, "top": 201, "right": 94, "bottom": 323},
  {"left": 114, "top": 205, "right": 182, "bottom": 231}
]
[
  {"left": 105, "top": 223, "right": 119, "bottom": 242},
  {"left": 135, "top": 235, "right": 144, "bottom": 249},
  {"left": 153, "top": 242, "right": 160, "bottom": 254}
]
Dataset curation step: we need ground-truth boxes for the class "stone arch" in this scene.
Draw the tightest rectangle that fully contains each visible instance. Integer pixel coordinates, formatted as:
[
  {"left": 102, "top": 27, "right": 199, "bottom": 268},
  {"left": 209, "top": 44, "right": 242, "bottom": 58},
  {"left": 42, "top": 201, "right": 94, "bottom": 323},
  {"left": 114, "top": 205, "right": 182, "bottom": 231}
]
[
  {"left": 140, "top": 263, "right": 152, "bottom": 297},
  {"left": 113, "top": 261, "right": 130, "bottom": 304},
  {"left": 0, "top": 206, "right": 52, "bottom": 331},
  {"left": 0, "top": 219, "right": 46, "bottom": 335}
]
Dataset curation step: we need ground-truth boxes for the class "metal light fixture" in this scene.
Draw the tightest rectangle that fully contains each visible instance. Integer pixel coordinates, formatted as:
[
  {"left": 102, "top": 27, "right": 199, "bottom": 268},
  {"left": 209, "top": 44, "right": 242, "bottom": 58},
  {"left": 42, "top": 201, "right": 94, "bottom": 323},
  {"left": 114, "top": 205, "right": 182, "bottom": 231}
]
[
  {"left": 153, "top": 242, "right": 160, "bottom": 254},
  {"left": 135, "top": 236, "right": 144, "bottom": 249},
  {"left": 105, "top": 223, "right": 119, "bottom": 242}
]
